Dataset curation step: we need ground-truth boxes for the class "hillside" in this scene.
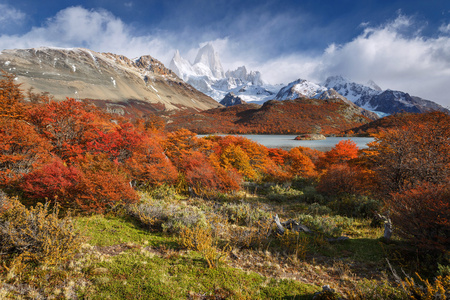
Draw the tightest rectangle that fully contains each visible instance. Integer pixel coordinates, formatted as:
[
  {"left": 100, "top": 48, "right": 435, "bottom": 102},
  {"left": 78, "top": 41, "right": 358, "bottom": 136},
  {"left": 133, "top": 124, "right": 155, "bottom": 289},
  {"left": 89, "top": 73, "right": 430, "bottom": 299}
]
[
  {"left": 0, "top": 47, "right": 220, "bottom": 112},
  {"left": 165, "top": 97, "right": 372, "bottom": 134}
]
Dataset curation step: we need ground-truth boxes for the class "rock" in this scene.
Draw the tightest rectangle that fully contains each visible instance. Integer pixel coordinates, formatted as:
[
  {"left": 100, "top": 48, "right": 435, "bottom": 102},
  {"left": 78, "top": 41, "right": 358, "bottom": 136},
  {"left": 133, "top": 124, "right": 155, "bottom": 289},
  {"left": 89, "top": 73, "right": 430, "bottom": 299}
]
[{"left": 294, "top": 134, "right": 326, "bottom": 140}]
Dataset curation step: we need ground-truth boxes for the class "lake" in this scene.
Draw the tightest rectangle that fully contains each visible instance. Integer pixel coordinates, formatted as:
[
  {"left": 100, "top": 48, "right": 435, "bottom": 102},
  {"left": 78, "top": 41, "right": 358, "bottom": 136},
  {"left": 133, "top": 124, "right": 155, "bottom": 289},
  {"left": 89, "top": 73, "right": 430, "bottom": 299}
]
[{"left": 199, "top": 134, "right": 374, "bottom": 151}]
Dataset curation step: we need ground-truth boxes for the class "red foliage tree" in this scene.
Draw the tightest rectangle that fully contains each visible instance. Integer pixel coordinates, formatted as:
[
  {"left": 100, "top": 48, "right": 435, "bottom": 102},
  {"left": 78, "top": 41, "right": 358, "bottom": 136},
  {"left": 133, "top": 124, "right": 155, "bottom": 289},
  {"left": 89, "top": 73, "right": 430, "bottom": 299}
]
[
  {"left": 317, "top": 163, "right": 372, "bottom": 196},
  {"left": 0, "top": 118, "right": 52, "bottom": 186},
  {"left": 19, "top": 158, "right": 82, "bottom": 208},
  {"left": 389, "top": 182, "right": 450, "bottom": 252},
  {"left": 27, "top": 98, "right": 108, "bottom": 163},
  {"left": 365, "top": 111, "right": 450, "bottom": 194},
  {"left": 317, "top": 139, "right": 359, "bottom": 170},
  {"left": 75, "top": 154, "right": 138, "bottom": 213}
]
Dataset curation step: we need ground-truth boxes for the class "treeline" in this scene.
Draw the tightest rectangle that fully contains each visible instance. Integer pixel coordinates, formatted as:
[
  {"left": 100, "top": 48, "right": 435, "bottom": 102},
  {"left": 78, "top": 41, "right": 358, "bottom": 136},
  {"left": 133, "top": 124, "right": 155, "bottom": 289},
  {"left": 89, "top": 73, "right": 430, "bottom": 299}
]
[{"left": 0, "top": 71, "right": 449, "bottom": 255}]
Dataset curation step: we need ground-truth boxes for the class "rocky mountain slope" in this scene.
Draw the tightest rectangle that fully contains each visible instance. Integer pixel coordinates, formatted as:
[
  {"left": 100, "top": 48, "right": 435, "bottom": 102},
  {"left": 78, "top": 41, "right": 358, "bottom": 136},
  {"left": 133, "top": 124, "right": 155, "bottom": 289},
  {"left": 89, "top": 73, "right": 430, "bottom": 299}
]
[{"left": 0, "top": 47, "right": 220, "bottom": 113}]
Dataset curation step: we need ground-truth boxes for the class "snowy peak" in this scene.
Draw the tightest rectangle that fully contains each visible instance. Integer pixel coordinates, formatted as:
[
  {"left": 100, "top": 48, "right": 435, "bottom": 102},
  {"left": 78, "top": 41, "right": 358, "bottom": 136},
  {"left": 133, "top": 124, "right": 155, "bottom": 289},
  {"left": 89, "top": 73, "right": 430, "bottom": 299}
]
[
  {"left": 275, "top": 79, "right": 328, "bottom": 100},
  {"left": 193, "top": 43, "right": 225, "bottom": 79},
  {"left": 225, "top": 66, "right": 264, "bottom": 86},
  {"left": 323, "top": 76, "right": 448, "bottom": 115},
  {"left": 323, "top": 75, "right": 380, "bottom": 104},
  {"left": 366, "top": 80, "right": 382, "bottom": 91},
  {"left": 168, "top": 44, "right": 272, "bottom": 103}
]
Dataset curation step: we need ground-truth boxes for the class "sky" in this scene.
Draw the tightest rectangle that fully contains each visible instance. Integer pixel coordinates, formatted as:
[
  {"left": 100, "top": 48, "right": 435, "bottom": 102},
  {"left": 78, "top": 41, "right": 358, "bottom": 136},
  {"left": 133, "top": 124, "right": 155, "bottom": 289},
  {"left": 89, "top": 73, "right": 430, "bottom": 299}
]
[{"left": 0, "top": 0, "right": 449, "bottom": 107}]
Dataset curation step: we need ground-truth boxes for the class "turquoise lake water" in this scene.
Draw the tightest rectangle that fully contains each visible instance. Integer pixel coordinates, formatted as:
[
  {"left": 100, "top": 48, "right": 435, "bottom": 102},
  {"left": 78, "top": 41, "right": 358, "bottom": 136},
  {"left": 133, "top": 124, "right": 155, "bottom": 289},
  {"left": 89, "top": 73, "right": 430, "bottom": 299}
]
[{"left": 199, "top": 135, "right": 374, "bottom": 151}]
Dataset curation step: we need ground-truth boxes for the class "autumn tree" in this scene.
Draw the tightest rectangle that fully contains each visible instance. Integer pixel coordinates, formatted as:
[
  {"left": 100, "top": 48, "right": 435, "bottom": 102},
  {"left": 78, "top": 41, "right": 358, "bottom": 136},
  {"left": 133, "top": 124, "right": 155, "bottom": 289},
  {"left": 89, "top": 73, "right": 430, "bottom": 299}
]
[
  {"left": 284, "top": 147, "right": 317, "bottom": 178},
  {"left": 0, "top": 118, "right": 52, "bottom": 186},
  {"left": 75, "top": 154, "right": 138, "bottom": 213},
  {"left": 0, "top": 71, "right": 26, "bottom": 119},
  {"left": 364, "top": 111, "right": 450, "bottom": 253},
  {"left": 389, "top": 182, "right": 450, "bottom": 252},
  {"left": 365, "top": 111, "right": 450, "bottom": 194},
  {"left": 19, "top": 158, "right": 83, "bottom": 208},
  {"left": 27, "top": 98, "right": 106, "bottom": 163},
  {"left": 317, "top": 139, "right": 359, "bottom": 171}
]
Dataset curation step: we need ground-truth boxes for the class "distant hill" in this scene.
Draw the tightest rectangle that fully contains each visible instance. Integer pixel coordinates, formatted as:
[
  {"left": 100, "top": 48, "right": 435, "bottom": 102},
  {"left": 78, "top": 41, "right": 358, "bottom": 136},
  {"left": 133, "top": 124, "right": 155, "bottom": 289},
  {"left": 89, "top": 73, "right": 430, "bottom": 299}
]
[
  {"left": 165, "top": 97, "right": 373, "bottom": 135},
  {"left": 345, "top": 111, "right": 450, "bottom": 136}
]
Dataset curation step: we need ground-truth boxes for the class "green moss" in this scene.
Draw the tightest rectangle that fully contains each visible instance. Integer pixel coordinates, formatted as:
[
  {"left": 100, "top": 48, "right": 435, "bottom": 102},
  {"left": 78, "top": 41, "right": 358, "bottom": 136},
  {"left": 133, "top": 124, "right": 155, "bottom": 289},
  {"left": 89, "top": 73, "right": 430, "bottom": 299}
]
[
  {"left": 83, "top": 251, "right": 318, "bottom": 299},
  {"left": 75, "top": 214, "right": 173, "bottom": 247}
]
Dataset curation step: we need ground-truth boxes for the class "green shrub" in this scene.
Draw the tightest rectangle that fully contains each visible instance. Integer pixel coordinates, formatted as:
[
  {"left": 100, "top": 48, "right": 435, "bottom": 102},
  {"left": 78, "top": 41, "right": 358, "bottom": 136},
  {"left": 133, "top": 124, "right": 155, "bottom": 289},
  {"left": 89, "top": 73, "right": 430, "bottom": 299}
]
[
  {"left": 300, "top": 186, "right": 326, "bottom": 204},
  {"left": 266, "top": 184, "right": 304, "bottom": 202},
  {"left": 307, "top": 203, "right": 332, "bottom": 216},
  {"left": 0, "top": 197, "right": 81, "bottom": 269},
  {"left": 327, "top": 194, "right": 380, "bottom": 218},
  {"left": 297, "top": 214, "right": 342, "bottom": 237},
  {"left": 218, "top": 202, "right": 271, "bottom": 226},
  {"left": 127, "top": 199, "right": 207, "bottom": 233}
]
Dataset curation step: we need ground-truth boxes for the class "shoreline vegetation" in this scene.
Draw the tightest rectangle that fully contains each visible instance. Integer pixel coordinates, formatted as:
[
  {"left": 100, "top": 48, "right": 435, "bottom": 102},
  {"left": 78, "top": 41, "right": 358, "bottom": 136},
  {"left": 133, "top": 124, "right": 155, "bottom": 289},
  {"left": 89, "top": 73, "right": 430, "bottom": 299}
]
[{"left": 0, "top": 71, "right": 449, "bottom": 299}]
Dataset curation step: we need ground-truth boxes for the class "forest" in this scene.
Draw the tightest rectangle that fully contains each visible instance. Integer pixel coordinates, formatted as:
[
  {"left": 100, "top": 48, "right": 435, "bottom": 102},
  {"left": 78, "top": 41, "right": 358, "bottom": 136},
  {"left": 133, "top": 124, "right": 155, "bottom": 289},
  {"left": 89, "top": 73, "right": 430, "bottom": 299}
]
[{"left": 0, "top": 70, "right": 449, "bottom": 299}]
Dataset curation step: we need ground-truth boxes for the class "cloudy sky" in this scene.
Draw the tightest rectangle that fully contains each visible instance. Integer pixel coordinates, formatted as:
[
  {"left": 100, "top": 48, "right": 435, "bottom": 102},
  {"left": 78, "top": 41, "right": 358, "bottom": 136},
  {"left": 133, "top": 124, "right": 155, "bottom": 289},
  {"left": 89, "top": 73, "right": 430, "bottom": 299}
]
[{"left": 0, "top": 0, "right": 449, "bottom": 107}]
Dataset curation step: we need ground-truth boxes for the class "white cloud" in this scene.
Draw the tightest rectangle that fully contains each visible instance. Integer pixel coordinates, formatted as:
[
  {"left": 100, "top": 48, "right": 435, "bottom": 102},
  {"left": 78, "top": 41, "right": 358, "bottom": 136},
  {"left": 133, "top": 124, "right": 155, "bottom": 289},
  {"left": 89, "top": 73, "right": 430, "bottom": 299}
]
[
  {"left": 0, "top": 6, "right": 176, "bottom": 62},
  {"left": 0, "top": 4, "right": 26, "bottom": 28},
  {"left": 0, "top": 7, "right": 448, "bottom": 108},
  {"left": 251, "top": 15, "right": 450, "bottom": 107}
]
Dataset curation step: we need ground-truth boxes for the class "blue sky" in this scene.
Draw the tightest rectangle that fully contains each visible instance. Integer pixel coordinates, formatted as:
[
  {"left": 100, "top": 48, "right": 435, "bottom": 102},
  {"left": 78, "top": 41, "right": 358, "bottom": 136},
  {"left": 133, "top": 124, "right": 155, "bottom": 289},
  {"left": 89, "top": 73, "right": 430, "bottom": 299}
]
[{"left": 0, "top": 0, "right": 449, "bottom": 107}]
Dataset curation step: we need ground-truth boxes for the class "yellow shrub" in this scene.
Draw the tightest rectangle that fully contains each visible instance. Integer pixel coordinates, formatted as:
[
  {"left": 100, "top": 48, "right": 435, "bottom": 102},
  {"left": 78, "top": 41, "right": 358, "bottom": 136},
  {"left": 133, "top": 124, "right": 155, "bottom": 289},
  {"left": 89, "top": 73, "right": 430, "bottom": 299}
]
[
  {"left": 402, "top": 273, "right": 450, "bottom": 300},
  {"left": 279, "top": 229, "right": 309, "bottom": 259},
  {"left": 179, "top": 225, "right": 227, "bottom": 268},
  {"left": 0, "top": 197, "right": 82, "bottom": 270}
]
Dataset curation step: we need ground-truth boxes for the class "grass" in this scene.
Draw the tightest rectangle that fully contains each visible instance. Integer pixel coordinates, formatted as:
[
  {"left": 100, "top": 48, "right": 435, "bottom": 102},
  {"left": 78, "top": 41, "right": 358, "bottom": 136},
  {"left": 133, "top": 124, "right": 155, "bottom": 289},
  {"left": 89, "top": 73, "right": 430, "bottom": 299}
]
[
  {"left": 75, "top": 214, "right": 173, "bottom": 247},
  {"left": 75, "top": 214, "right": 319, "bottom": 299},
  {"left": 2, "top": 184, "right": 435, "bottom": 299}
]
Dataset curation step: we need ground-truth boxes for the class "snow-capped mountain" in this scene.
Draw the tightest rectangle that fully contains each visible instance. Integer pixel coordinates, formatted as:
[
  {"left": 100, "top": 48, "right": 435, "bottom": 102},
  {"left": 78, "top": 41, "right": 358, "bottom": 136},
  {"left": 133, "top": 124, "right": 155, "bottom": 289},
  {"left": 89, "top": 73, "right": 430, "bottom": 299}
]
[
  {"left": 169, "top": 44, "right": 281, "bottom": 105},
  {"left": 274, "top": 78, "right": 379, "bottom": 120},
  {"left": 323, "top": 75, "right": 448, "bottom": 116},
  {"left": 274, "top": 79, "right": 328, "bottom": 100}
]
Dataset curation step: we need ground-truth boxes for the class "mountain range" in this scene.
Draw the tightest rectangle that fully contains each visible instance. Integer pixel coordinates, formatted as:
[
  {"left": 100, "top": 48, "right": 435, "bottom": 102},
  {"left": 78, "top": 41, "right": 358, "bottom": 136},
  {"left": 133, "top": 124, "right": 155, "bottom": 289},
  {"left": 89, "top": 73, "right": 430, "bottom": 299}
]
[
  {"left": 169, "top": 45, "right": 448, "bottom": 117},
  {"left": 0, "top": 46, "right": 447, "bottom": 135}
]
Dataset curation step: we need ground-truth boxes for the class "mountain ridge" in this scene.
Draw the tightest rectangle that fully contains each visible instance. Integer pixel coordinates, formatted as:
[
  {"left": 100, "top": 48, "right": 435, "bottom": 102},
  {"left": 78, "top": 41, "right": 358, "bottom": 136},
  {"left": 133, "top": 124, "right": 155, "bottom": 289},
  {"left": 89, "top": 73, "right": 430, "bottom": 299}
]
[{"left": 0, "top": 47, "right": 220, "bottom": 113}]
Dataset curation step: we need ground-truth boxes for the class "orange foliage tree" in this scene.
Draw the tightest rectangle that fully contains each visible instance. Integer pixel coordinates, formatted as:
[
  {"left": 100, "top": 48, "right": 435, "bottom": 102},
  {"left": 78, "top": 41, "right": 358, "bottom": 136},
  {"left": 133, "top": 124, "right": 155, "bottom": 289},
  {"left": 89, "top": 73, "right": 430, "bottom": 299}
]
[
  {"left": 0, "top": 118, "right": 52, "bottom": 186},
  {"left": 284, "top": 147, "right": 317, "bottom": 178},
  {"left": 365, "top": 111, "right": 450, "bottom": 194},
  {"left": 317, "top": 139, "right": 359, "bottom": 170},
  {"left": 0, "top": 71, "right": 26, "bottom": 119},
  {"left": 389, "top": 182, "right": 450, "bottom": 252},
  {"left": 75, "top": 154, "right": 138, "bottom": 213}
]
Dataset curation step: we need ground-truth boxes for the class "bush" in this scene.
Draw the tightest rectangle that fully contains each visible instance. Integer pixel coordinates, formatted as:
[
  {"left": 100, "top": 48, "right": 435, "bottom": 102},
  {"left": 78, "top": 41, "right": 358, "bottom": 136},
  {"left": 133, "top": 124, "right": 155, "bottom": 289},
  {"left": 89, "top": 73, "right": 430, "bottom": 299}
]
[
  {"left": 317, "top": 164, "right": 370, "bottom": 196},
  {"left": 218, "top": 202, "right": 271, "bottom": 226},
  {"left": 266, "top": 184, "right": 304, "bottom": 202},
  {"left": 0, "top": 197, "right": 81, "bottom": 269},
  {"left": 297, "top": 214, "right": 343, "bottom": 237},
  {"left": 179, "top": 225, "right": 227, "bottom": 269},
  {"left": 300, "top": 186, "right": 326, "bottom": 204},
  {"left": 327, "top": 194, "right": 381, "bottom": 219},
  {"left": 127, "top": 199, "right": 207, "bottom": 233},
  {"left": 389, "top": 182, "right": 450, "bottom": 253}
]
